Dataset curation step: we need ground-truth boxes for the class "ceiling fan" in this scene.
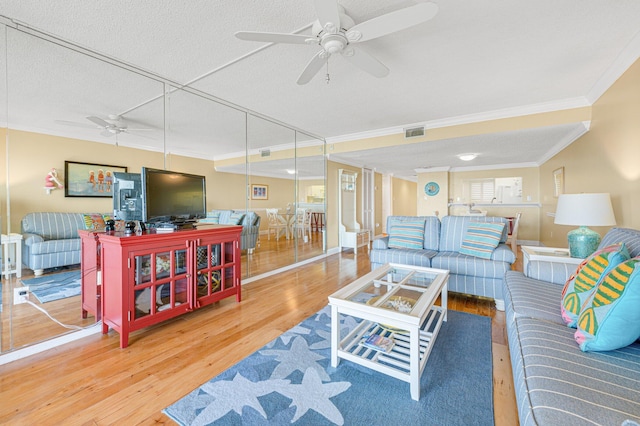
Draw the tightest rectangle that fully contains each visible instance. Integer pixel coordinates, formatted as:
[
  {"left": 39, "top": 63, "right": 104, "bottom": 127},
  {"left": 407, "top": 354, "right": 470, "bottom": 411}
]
[
  {"left": 235, "top": 0, "right": 439, "bottom": 84},
  {"left": 55, "top": 115, "right": 154, "bottom": 138}
]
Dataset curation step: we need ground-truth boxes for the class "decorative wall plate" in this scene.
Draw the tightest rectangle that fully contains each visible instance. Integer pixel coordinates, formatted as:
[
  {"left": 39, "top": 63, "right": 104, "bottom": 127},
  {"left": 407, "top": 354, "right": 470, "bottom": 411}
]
[{"left": 424, "top": 181, "right": 440, "bottom": 196}]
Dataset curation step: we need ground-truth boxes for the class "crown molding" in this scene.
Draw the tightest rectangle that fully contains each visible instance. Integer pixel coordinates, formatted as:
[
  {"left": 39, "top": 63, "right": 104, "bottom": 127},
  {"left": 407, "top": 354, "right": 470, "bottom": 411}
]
[
  {"left": 586, "top": 31, "right": 640, "bottom": 104},
  {"left": 535, "top": 121, "right": 590, "bottom": 165},
  {"left": 326, "top": 97, "right": 591, "bottom": 145}
]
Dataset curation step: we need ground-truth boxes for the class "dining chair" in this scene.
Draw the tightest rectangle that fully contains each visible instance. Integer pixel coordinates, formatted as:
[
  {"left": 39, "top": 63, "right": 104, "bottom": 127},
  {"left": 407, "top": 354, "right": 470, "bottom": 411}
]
[
  {"left": 266, "top": 208, "right": 288, "bottom": 240},
  {"left": 507, "top": 212, "right": 522, "bottom": 258},
  {"left": 292, "top": 208, "right": 312, "bottom": 242}
]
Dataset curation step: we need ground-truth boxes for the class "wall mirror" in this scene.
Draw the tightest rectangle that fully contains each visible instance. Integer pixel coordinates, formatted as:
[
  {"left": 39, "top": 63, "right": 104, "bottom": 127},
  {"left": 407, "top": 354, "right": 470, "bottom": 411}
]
[{"left": 0, "top": 22, "right": 326, "bottom": 354}]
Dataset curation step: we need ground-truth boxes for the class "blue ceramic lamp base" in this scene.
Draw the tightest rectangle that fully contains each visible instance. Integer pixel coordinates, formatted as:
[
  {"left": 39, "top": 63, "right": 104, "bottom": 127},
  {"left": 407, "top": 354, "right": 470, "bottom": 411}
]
[{"left": 567, "top": 226, "right": 601, "bottom": 258}]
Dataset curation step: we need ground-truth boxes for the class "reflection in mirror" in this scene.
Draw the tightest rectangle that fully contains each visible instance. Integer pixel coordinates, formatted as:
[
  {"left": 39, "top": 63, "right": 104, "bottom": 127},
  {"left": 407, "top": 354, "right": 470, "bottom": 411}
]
[
  {"left": 2, "top": 26, "right": 166, "bottom": 352},
  {"left": 0, "top": 23, "right": 326, "bottom": 355},
  {"left": 246, "top": 115, "right": 296, "bottom": 275}
]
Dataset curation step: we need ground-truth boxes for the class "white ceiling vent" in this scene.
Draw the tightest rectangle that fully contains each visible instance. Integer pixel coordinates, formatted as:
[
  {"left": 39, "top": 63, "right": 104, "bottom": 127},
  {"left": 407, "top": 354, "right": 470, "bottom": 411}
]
[
  {"left": 260, "top": 149, "right": 271, "bottom": 157},
  {"left": 405, "top": 126, "right": 425, "bottom": 138}
]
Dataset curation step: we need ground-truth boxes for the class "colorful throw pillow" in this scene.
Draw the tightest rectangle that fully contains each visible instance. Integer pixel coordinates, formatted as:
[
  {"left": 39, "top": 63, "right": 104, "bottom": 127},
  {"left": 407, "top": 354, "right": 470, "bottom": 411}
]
[
  {"left": 83, "top": 213, "right": 106, "bottom": 230},
  {"left": 458, "top": 222, "right": 505, "bottom": 260},
  {"left": 561, "top": 243, "right": 629, "bottom": 328},
  {"left": 574, "top": 257, "right": 640, "bottom": 352},
  {"left": 388, "top": 218, "right": 426, "bottom": 250}
]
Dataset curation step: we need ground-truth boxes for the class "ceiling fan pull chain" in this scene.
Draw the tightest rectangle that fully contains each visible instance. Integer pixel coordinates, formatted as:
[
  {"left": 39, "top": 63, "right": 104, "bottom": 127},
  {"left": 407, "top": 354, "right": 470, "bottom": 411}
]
[{"left": 325, "top": 59, "right": 330, "bottom": 84}]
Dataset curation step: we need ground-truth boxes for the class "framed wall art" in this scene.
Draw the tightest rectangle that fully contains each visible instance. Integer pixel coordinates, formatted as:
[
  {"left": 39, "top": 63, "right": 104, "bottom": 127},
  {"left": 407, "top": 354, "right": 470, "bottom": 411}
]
[
  {"left": 251, "top": 184, "right": 268, "bottom": 200},
  {"left": 553, "top": 167, "right": 564, "bottom": 198},
  {"left": 65, "top": 160, "right": 128, "bottom": 197}
]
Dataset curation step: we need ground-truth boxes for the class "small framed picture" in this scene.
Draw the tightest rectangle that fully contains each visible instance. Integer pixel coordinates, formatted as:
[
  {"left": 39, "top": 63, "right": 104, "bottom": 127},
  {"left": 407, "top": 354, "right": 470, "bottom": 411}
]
[
  {"left": 65, "top": 160, "right": 128, "bottom": 197},
  {"left": 251, "top": 184, "right": 268, "bottom": 200},
  {"left": 553, "top": 167, "right": 564, "bottom": 198}
]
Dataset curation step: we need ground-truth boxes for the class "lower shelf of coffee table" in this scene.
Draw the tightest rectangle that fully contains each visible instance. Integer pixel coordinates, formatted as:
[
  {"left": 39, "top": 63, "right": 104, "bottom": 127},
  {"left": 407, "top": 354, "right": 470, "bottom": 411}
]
[{"left": 337, "top": 306, "right": 445, "bottom": 381}]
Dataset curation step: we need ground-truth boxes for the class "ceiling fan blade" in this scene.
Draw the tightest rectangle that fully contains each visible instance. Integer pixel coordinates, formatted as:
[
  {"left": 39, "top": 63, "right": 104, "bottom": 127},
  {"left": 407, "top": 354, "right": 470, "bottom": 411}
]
[
  {"left": 313, "top": 0, "right": 341, "bottom": 31},
  {"left": 347, "top": 2, "right": 439, "bottom": 42},
  {"left": 54, "top": 119, "right": 96, "bottom": 129},
  {"left": 297, "top": 51, "right": 329, "bottom": 85},
  {"left": 235, "top": 31, "right": 313, "bottom": 45},
  {"left": 86, "top": 116, "right": 111, "bottom": 128},
  {"left": 341, "top": 47, "right": 389, "bottom": 78},
  {"left": 100, "top": 129, "right": 116, "bottom": 137}
]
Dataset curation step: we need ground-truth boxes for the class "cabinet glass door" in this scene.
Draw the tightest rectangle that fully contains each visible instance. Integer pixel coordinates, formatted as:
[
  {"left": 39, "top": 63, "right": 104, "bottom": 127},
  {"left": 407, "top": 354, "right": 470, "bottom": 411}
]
[
  {"left": 195, "top": 243, "right": 222, "bottom": 299},
  {"left": 132, "top": 248, "right": 189, "bottom": 319}
]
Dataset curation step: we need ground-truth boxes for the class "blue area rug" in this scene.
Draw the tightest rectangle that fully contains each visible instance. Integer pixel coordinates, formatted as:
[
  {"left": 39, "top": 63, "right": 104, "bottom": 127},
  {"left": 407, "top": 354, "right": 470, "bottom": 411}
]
[
  {"left": 164, "top": 308, "right": 493, "bottom": 425},
  {"left": 22, "top": 270, "right": 81, "bottom": 303}
]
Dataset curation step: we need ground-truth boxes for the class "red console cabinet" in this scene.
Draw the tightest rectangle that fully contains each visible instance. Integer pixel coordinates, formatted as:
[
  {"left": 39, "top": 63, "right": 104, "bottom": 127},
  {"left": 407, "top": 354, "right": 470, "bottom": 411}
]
[{"left": 95, "top": 225, "right": 242, "bottom": 348}]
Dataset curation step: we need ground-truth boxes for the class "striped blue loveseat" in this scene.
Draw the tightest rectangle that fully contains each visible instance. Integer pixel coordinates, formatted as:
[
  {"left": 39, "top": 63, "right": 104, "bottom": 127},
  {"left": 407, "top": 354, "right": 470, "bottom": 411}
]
[
  {"left": 503, "top": 227, "right": 640, "bottom": 425},
  {"left": 21, "top": 212, "right": 98, "bottom": 276},
  {"left": 370, "top": 215, "right": 515, "bottom": 310}
]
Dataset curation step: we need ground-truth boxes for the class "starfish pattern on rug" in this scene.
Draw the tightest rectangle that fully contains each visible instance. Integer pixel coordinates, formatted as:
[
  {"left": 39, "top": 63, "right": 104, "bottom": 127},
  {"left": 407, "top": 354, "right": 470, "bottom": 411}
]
[
  {"left": 261, "top": 335, "right": 331, "bottom": 381},
  {"left": 194, "top": 373, "right": 290, "bottom": 425},
  {"left": 278, "top": 367, "right": 351, "bottom": 425}
]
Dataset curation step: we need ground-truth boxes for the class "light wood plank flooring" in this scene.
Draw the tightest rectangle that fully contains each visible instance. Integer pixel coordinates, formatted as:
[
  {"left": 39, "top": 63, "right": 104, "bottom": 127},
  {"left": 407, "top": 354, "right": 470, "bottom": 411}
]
[{"left": 0, "top": 239, "right": 519, "bottom": 425}]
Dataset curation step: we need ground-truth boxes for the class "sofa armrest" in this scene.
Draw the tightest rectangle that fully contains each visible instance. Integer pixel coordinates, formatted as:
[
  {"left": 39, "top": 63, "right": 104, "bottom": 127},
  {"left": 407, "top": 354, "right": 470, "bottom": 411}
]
[
  {"left": 525, "top": 260, "right": 575, "bottom": 285},
  {"left": 22, "top": 232, "right": 44, "bottom": 246},
  {"left": 372, "top": 236, "right": 390, "bottom": 250},
  {"left": 491, "top": 244, "right": 516, "bottom": 264}
]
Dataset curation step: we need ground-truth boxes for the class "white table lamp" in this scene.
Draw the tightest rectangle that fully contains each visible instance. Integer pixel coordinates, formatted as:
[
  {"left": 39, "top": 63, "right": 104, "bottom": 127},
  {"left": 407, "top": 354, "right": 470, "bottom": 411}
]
[{"left": 554, "top": 193, "right": 616, "bottom": 258}]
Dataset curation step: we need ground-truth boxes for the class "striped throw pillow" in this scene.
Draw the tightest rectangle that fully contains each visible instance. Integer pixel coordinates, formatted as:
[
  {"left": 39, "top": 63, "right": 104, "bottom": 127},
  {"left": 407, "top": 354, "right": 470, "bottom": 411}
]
[
  {"left": 388, "top": 218, "right": 426, "bottom": 250},
  {"left": 459, "top": 222, "right": 505, "bottom": 259}
]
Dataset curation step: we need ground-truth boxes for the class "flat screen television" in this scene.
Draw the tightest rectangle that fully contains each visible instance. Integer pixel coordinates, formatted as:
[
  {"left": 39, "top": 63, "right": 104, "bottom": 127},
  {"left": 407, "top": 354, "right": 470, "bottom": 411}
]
[{"left": 141, "top": 167, "right": 206, "bottom": 225}]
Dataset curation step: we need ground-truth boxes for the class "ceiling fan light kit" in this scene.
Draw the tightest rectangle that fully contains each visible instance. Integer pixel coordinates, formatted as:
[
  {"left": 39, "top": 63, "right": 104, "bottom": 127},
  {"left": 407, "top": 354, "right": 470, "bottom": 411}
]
[
  {"left": 458, "top": 153, "right": 479, "bottom": 161},
  {"left": 235, "top": 1, "right": 439, "bottom": 84}
]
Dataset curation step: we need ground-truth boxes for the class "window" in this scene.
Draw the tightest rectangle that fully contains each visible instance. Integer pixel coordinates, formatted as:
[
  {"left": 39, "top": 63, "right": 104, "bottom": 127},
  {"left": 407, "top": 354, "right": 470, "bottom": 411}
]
[{"left": 469, "top": 179, "right": 495, "bottom": 202}]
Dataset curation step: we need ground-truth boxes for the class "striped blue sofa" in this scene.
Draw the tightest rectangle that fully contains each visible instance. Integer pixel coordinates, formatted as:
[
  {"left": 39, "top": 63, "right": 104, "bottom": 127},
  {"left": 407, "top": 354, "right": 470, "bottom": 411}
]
[
  {"left": 370, "top": 215, "right": 515, "bottom": 310},
  {"left": 503, "top": 227, "right": 640, "bottom": 425},
  {"left": 198, "top": 210, "right": 261, "bottom": 253},
  {"left": 21, "top": 212, "right": 95, "bottom": 276}
]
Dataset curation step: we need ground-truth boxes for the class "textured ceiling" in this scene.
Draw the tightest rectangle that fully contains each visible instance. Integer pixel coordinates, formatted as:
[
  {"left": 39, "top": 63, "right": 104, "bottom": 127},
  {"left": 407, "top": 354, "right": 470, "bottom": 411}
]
[{"left": 1, "top": 0, "right": 639, "bottom": 180}]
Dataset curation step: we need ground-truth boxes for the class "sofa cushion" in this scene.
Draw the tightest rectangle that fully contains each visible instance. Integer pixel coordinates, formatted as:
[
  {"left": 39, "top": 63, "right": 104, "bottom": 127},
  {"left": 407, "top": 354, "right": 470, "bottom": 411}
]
[
  {"left": 225, "top": 212, "right": 245, "bottom": 225},
  {"left": 431, "top": 251, "right": 510, "bottom": 280},
  {"left": 600, "top": 227, "right": 640, "bottom": 258},
  {"left": 439, "top": 215, "right": 509, "bottom": 252},
  {"left": 458, "top": 222, "right": 505, "bottom": 259},
  {"left": 29, "top": 239, "right": 81, "bottom": 255},
  {"left": 561, "top": 243, "right": 630, "bottom": 328},
  {"left": 503, "top": 271, "right": 564, "bottom": 325},
  {"left": 385, "top": 216, "right": 440, "bottom": 250},
  {"left": 369, "top": 247, "right": 437, "bottom": 268},
  {"left": 205, "top": 210, "right": 222, "bottom": 224},
  {"left": 575, "top": 257, "right": 640, "bottom": 351},
  {"left": 21, "top": 212, "right": 86, "bottom": 240},
  {"left": 508, "top": 316, "right": 640, "bottom": 426},
  {"left": 388, "top": 218, "right": 426, "bottom": 250}
]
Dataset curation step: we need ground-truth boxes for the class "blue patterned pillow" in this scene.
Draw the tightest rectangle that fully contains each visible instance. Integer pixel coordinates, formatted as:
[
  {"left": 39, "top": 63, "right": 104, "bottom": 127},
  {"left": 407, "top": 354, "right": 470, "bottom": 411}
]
[
  {"left": 205, "top": 211, "right": 221, "bottom": 224},
  {"left": 388, "top": 218, "right": 426, "bottom": 250},
  {"left": 226, "top": 212, "right": 245, "bottom": 225},
  {"left": 459, "top": 222, "right": 505, "bottom": 259}
]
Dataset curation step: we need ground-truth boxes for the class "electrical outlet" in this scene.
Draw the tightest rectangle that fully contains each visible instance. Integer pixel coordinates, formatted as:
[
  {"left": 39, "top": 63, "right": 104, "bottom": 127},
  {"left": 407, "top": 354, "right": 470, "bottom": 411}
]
[{"left": 13, "top": 287, "right": 29, "bottom": 305}]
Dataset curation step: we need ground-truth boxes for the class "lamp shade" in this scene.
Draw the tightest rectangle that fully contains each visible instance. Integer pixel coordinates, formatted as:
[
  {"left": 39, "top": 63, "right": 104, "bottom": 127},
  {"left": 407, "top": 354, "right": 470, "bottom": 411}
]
[
  {"left": 554, "top": 193, "right": 616, "bottom": 258},
  {"left": 554, "top": 193, "right": 616, "bottom": 227}
]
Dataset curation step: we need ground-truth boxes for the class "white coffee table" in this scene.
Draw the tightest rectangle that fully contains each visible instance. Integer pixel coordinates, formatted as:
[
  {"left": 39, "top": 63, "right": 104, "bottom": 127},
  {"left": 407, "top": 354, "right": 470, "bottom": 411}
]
[{"left": 328, "top": 263, "right": 449, "bottom": 400}]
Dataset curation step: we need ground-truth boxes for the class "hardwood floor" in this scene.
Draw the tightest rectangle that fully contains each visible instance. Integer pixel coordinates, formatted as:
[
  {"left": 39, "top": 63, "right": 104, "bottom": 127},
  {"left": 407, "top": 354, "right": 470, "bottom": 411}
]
[{"left": 0, "top": 241, "right": 520, "bottom": 425}]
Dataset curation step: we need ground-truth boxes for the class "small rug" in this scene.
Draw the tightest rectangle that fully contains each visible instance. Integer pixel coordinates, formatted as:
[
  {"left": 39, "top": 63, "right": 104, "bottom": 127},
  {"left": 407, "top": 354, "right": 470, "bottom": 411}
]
[
  {"left": 164, "top": 308, "right": 493, "bottom": 425},
  {"left": 22, "top": 270, "right": 81, "bottom": 303}
]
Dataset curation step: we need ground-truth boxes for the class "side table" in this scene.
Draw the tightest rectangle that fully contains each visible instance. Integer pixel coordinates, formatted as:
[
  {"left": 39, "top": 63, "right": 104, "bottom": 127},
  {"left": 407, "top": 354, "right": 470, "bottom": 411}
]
[
  {"left": 521, "top": 246, "right": 583, "bottom": 278},
  {"left": 1, "top": 233, "right": 23, "bottom": 278}
]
